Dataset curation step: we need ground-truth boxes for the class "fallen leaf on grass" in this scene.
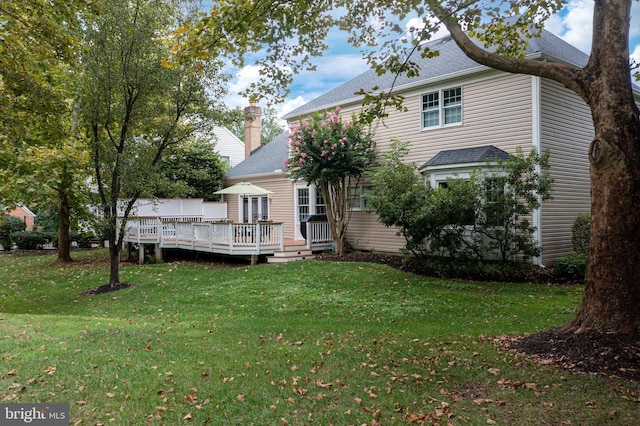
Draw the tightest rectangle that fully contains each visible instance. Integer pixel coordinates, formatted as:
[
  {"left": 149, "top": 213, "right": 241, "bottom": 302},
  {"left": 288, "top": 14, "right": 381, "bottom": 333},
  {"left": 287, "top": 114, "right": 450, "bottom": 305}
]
[
  {"left": 236, "top": 394, "right": 245, "bottom": 402},
  {"left": 315, "top": 380, "right": 332, "bottom": 389}
]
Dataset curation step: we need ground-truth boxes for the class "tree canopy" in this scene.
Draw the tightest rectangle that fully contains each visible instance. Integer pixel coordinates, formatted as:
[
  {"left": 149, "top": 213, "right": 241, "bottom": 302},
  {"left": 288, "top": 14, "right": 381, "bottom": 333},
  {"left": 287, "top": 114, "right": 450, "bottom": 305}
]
[{"left": 80, "top": 0, "right": 233, "bottom": 286}]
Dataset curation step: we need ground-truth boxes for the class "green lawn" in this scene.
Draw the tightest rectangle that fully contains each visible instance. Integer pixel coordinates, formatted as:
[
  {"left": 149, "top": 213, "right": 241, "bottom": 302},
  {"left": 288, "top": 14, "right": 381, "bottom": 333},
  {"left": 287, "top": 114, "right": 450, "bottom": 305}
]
[{"left": 0, "top": 250, "right": 638, "bottom": 425}]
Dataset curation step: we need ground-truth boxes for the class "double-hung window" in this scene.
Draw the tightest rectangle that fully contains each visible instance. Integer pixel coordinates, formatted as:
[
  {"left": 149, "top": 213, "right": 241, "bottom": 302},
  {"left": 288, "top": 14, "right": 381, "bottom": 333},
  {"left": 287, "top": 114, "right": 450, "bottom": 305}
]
[{"left": 422, "top": 86, "right": 462, "bottom": 129}]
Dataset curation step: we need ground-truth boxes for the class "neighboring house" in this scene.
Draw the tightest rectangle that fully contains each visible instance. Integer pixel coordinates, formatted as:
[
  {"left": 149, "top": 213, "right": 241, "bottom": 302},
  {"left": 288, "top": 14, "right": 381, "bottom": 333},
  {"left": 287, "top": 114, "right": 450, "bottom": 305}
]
[
  {"left": 223, "top": 29, "right": 613, "bottom": 265},
  {"left": 6, "top": 204, "right": 36, "bottom": 231},
  {"left": 210, "top": 126, "right": 245, "bottom": 168}
]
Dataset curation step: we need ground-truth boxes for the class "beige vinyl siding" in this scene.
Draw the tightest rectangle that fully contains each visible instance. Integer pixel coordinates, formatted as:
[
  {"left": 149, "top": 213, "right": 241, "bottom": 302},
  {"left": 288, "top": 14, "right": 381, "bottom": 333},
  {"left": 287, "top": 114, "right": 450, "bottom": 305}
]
[
  {"left": 346, "top": 73, "right": 536, "bottom": 253},
  {"left": 539, "top": 79, "right": 593, "bottom": 263},
  {"left": 224, "top": 174, "right": 297, "bottom": 239}
]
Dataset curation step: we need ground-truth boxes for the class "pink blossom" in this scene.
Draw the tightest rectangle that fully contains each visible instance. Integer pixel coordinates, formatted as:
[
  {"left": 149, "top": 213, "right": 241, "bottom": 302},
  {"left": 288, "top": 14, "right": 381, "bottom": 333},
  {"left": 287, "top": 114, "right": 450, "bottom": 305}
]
[
  {"left": 342, "top": 124, "right": 347, "bottom": 131},
  {"left": 321, "top": 151, "right": 326, "bottom": 156},
  {"left": 335, "top": 106, "right": 342, "bottom": 113},
  {"left": 323, "top": 140, "right": 328, "bottom": 145},
  {"left": 301, "top": 152, "right": 307, "bottom": 158},
  {"left": 332, "top": 114, "right": 339, "bottom": 124},
  {"left": 327, "top": 157, "right": 332, "bottom": 161},
  {"left": 299, "top": 158, "right": 305, "bottom": 164},
  {"left": 302, "top": 120, "right": 309, "bottom": 128},
  {"left": 295, "top": 140, "right": 300, "bottom": 147}
]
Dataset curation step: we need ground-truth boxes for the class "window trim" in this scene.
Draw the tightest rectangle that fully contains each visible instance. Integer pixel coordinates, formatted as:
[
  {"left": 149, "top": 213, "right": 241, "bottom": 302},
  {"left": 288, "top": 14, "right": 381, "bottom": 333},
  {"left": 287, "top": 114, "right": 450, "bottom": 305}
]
[{"left": 421, "top": 86, "right": 463, "bottom": 130}]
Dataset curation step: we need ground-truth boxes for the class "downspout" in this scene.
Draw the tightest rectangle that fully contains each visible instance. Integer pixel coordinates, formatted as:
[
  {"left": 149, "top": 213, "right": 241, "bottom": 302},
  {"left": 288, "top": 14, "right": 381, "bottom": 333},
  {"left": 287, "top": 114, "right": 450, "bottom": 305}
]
[{"left": 531, "top": 75, "right": 544, "bottom": 267}]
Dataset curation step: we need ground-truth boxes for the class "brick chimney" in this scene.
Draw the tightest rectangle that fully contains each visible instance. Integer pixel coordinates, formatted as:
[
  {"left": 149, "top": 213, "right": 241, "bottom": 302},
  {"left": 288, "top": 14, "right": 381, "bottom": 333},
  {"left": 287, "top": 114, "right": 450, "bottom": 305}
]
[{"left": 244, "top": 102, "right": 262, "bottom": 158}]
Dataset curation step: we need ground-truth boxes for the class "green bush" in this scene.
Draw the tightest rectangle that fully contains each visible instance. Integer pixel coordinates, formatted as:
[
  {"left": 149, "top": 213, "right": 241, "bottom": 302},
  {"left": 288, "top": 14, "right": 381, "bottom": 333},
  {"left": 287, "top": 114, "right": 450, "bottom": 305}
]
[
  {"left": 11, "top": 231, "right": 53, "bottom": 250},
  {"left": 554, "top": 251, "right": 587, "bottom": 279},
  {"left": 0, "top": 214, "right": 26, "bottom": 250},
  {"left": 571, "top": 213, "right": 590, "bottom": 254}
]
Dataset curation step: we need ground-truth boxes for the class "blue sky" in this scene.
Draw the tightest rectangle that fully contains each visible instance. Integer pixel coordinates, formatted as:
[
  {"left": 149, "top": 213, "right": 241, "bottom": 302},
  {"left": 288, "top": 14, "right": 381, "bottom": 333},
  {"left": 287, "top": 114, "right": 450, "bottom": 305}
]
[{"left": 222, "top": 1, "right": 640, "bottom": 119}]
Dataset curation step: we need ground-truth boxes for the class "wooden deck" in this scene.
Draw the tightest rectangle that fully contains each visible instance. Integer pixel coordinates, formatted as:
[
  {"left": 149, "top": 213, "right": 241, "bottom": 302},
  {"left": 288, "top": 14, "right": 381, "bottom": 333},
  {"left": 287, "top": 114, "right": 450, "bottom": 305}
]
[{"left": 120, "top": 218, "right": 332, "bottom": 262}]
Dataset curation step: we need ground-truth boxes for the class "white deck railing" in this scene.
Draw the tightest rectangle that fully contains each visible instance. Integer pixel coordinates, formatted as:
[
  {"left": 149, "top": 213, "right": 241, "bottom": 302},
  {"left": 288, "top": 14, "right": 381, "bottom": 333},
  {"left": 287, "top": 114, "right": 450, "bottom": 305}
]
[
  {"left": 121, "top": 218, "right": 285, "bottom": 255},
  {"left": 304, "top": 220, "right": 332, "bottom": 249}
]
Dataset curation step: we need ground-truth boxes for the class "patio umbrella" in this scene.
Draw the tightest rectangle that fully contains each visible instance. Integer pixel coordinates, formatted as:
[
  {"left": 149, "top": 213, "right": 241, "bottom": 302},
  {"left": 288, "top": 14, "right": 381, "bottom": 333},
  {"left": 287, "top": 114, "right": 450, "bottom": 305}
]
[{"left": 214, "top": 181, "right": 273, "bottom": 196}]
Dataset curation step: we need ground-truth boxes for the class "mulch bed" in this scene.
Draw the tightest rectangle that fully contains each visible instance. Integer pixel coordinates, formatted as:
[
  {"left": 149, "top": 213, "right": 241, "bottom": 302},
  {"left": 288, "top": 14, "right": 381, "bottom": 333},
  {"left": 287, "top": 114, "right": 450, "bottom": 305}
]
[
  {"left": 316, "top": 252, "right": 640, "bottom": 382},
  {"left": 80, "top": 282, "right": 132, "bottom": 296}
]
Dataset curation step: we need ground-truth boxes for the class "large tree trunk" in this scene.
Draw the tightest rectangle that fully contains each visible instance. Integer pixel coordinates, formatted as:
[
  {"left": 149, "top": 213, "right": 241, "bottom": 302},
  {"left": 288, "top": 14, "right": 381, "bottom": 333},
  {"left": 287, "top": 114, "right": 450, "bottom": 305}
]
[{"left": 564, "top": 0, "right": 640, "bottom": 334}]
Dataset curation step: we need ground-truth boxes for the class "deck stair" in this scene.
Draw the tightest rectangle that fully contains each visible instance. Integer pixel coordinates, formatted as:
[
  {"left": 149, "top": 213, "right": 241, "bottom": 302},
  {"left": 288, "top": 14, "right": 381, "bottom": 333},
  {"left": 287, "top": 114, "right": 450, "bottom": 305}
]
[{"left": 267, "top": 240, "right": 314, "bottom": 263}]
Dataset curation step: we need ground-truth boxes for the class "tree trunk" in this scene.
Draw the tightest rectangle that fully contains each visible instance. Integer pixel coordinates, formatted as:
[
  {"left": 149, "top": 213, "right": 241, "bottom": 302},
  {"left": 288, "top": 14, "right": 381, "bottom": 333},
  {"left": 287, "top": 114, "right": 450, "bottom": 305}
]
[
  {"left": 107, "top": 215, "right": 121, "bottom": 287},
  {"left": 567, "top": 103, "right": 640, "bottom": 334},
  {"left": 56, "top": 186, "right": 73, "bottom": 263},
  {"left": 564, "top": 0, "right": 640, "bottom": 335},
  {"left": 319, "top": 179, "right": 350, "bottom": 256}
]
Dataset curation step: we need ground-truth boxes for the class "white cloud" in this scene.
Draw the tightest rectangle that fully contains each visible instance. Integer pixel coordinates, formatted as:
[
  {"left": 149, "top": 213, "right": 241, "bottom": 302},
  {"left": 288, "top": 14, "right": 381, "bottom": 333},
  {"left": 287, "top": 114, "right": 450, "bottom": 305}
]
[
  {"left": 405, "top": 16, "right": 449, "bottom": 42},
  {"left": 631, "top": 44, "right": 640, "bottom": 66},
  {"left": 545, "top": 0, "right": 594, "bottom": 53}
]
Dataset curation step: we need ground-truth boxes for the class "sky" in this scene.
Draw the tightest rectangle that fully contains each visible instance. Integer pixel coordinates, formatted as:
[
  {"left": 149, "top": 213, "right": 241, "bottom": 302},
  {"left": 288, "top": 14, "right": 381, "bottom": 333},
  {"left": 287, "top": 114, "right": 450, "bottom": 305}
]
[{"left": 221, "top": 1, "right": 640, "bottom": 121}]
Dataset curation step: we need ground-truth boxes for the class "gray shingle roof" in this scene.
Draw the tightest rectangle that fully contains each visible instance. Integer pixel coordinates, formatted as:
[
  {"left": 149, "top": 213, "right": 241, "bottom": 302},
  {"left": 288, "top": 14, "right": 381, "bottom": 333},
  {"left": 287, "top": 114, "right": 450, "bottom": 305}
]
[
  {"left": 284, "top": 29, "right": 589, "bottom": 120},
  {"left": 419, "top": 145, "right": 510, "bottom": 170},
  {"left": 226, "top": 131, "right": 289, "bottom": 178}
]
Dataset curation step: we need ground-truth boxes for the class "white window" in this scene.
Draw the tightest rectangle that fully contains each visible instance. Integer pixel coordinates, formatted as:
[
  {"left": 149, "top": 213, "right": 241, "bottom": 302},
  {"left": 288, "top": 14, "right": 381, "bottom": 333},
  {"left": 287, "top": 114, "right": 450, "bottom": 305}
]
[{"left": 422, "top": 86, "right": 462, "bottom": 129}]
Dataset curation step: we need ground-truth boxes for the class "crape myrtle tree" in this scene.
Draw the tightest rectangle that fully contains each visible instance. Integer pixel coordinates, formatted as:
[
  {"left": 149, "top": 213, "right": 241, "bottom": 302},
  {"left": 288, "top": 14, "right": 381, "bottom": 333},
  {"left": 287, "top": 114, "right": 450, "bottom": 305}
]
[
  {"left": 80, "top": 0, "right": 231, "bottom": 287},
  {"left": 286, "top": 108, "right": 376, "bottom": 256},
  {"left": 185, "top": 0, "right": 640, "bottom": 336}
]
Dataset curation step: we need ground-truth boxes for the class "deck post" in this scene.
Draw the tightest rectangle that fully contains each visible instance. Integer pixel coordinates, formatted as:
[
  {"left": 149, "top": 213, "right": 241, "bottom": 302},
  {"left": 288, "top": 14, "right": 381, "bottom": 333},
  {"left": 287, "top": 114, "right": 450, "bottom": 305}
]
[
  {"left": 139, "top": 243, "right": 145, "bottom": 264},
  {"left": 256, "top": 223, "right": 261, "bottom": 253},
  {"left": 154, "top": 243, "right": 162, "bottom": 263}
]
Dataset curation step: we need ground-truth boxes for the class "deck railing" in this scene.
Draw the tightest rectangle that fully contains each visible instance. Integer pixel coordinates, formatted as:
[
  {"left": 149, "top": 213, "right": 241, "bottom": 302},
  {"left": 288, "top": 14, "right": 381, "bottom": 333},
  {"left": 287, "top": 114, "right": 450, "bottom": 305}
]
[
  {"left": 121, "top": 217, "right": 285, "bottom": 254},
  {"left": 304, "top": 220, "right": 332, "bottom": 249}
]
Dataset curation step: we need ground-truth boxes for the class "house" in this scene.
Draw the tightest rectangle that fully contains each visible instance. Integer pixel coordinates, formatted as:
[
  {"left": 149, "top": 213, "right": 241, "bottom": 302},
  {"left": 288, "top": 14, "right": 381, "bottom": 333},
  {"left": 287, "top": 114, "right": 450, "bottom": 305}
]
[
  {"left": 210, "top": 126, "right": 245, "bottom": 168},
  {"left": 223, "top": 28, "right": 600, "bottom": 266},
  {"left": 6, "top": 204, "right": 36, "bottom": 231}
]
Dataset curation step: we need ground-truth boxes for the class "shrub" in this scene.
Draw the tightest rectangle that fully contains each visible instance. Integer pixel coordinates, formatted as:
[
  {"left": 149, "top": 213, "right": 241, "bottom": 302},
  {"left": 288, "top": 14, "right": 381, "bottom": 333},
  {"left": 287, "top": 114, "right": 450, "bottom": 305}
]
[
  {"left": 571, "top": 213, "right": 590, "bottom": 254},
  {"left": 0, "top": 214, "right": 26, "bottom": 250},
  {"left": 554, "top": 251, "right": 587, "bottom": 279},
  {"left": 11, "top": 231, "right": 53, "bottom": 250}
]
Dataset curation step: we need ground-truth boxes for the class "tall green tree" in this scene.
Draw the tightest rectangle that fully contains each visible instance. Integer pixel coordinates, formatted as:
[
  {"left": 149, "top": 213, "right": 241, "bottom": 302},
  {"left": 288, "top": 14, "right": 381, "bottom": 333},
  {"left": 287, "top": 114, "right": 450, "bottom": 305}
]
[
  {"left": 80, "top": 0, "right": 231, "bottom": 287},
  {"left": 0, "top": 1, "right": 94, "bottom": 263},
  {"left": 286, "top": 108, "right": 376, "bottom": 255},
  {"left": 188, "top": 0, "right": 640, "bottom": 336},
  {"left": 153, "top": 139, "right": 229, "bottom": 201}
]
